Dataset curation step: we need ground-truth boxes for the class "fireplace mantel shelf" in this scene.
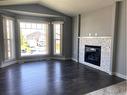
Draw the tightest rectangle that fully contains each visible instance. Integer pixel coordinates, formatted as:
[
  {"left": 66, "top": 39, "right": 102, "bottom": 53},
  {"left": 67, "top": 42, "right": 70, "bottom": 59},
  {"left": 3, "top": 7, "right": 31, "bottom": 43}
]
[{"left": 78, "top": 36, "right": 112, "bottom": 39}]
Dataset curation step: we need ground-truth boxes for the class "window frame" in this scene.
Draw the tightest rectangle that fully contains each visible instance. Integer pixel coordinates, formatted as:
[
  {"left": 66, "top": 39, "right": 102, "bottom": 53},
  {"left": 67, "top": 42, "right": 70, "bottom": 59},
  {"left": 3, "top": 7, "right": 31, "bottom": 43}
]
[
  {"left": 53, "top": 22, "right": 63, "bottom": 55},
  {"left": 3, "top": 16, "right": 15, "bottom": 61},
  {"left": 18, "top": 20, "right": 50, "bottom": 57}
]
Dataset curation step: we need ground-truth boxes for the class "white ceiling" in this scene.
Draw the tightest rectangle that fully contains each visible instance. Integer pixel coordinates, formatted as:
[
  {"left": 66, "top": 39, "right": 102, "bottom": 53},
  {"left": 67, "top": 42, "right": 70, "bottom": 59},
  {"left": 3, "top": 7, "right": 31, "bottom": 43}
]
[{"left": 0, "top": 0, "right": 122, "bottom": 16}]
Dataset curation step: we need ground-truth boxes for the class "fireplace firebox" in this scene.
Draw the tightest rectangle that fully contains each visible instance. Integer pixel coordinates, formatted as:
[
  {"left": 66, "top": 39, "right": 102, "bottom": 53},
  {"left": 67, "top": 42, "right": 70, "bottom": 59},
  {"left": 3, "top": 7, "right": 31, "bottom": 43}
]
[{"left": 85, "top": 45, "right": 101, "bottom": 66}]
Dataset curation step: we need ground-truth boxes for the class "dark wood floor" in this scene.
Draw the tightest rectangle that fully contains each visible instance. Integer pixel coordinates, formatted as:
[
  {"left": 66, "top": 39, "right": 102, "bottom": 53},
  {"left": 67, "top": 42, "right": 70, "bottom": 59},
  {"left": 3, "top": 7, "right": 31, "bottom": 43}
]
[{"left": 0, "top": 60, "right": 124, "bottom": 95}]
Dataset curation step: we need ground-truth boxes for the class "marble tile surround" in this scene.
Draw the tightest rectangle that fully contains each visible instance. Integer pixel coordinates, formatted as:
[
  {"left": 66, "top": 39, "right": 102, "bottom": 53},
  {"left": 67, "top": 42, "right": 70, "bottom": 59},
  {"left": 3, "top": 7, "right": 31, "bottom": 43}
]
[{"left": 79, "top": 37, "right": 112, "bottom": 73}]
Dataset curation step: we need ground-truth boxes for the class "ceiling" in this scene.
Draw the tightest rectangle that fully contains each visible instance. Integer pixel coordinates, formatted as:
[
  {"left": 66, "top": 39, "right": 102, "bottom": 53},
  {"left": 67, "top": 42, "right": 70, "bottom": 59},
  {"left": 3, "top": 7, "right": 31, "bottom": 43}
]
[{"left": 0, "top": 0, "right": 122, "bottom": 16}]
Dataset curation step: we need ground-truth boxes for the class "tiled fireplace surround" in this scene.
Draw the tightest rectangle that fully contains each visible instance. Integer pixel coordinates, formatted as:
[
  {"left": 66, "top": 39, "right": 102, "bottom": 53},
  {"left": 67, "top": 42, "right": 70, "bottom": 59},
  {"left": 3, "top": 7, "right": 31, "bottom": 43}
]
[{"left": 79, "top": 37, "right": 112, "bottom": 74}]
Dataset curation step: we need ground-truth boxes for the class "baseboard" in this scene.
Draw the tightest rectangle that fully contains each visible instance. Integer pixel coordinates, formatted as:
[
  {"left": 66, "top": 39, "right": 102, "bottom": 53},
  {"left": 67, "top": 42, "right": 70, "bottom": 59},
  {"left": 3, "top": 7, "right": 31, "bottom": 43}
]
[
  {"left": 18, "top": 57, "right": 72, "bottom": 63},
  {"left": 112, "top": 72, "right": 127, "bottom": 80},
  {"left": 1, "top": 60, "right": 17, "bottom": 68},
  {"left": 71, "top": 58, "right": 78, "bottom": 62},
  {"left": 51, "top": 57, "right": 72, "bottom": 60},
  {"left": 18, "top": 58, "right": 51, "bottom": 63}
]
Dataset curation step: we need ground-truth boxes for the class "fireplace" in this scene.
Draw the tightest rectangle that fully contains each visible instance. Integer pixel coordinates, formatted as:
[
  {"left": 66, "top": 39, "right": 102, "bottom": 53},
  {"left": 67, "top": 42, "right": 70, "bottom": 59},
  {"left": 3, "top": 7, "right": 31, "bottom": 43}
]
[{"left": 85, "top": 45, "right": 101, "bottom": 66}]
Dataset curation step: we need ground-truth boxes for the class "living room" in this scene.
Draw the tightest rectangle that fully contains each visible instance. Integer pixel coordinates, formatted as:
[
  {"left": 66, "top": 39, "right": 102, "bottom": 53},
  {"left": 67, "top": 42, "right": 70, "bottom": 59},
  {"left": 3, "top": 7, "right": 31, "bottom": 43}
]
[{"left": 0, "top": 0, "right": 126, "bottom": 95}]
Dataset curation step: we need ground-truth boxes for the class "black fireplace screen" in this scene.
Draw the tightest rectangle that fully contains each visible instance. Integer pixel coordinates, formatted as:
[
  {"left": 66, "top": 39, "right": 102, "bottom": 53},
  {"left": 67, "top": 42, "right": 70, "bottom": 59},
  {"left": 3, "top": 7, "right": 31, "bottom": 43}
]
[{"left": 84, "top": 45, "right": 101, "bottom": 66}]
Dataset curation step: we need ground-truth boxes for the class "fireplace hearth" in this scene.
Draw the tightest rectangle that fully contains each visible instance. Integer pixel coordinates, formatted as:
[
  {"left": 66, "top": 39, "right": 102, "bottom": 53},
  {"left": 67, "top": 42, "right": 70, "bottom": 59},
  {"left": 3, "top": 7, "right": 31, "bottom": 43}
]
[{"left": 85, "top": 45, "right": 101, "bottom": 66}]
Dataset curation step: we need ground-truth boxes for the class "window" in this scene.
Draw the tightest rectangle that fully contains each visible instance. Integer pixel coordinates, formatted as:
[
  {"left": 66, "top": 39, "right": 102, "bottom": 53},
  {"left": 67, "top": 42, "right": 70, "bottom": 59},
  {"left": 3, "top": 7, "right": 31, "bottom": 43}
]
[
  {"left": 53, "top": 23, "right": 63, "bottom": 55},
  {"left": 3, "top": 17, "right": 15, "bottom": 60},
  {"left": 19, "top": 22, "right": 49, "bottom": 56}
]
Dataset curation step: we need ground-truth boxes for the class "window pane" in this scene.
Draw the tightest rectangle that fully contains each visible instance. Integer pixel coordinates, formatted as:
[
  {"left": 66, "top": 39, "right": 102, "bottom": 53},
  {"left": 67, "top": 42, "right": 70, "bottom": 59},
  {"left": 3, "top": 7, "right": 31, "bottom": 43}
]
[
  {"left": 31, "top": 23, "right": 36, "bottom": 29},
  {"left": 20, "top": 22, "right": 25, "bottom": 28},
  {"left": 56, "top": 34, "right": 60, "bottom": 39},
  {"left": 56, "top": 29, "right": 60, "bottom": 34},
  {"left": 53, "top": 24, "right": 62, "bottom": 55},
  {"left": 7, "top": 40, "right": 11, "bottom": 58},
  {"left": 20, "top": 22, "right": 49, "bottom": 56},
  {"left": 6, "top": 20, "right": 11, "bottom": 39},
  {"left": 55, "top": 40, "right": 60, "bottom": 54},
  {"left": 55, "top": 24, "right": 60, "bottom": 30},
  {"left": 37, "top": 24, "right": 42, "bottom": 29},
  {"left": 26, "top": 23, "right": 31, "bottom": 28},
  {"left": 4, "top": 18, "right": 15, "bottom": 60}
]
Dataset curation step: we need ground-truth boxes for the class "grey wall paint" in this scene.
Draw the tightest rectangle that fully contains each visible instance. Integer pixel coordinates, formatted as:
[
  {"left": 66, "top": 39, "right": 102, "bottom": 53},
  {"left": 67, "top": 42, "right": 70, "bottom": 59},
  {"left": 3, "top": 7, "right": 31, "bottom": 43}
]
[
  {"left": 126, "top": 0, "right": 127, "bottom": 75},
  {"left": 80, "top": 5, "right": 115, "bottom": 37},
  {"left": 72, "top": 16, "right": 79, "bottom": 60},
  {"left": 114, "top": 1, "right": 126, "bottom": 76},
  {"left": 0, "top": 4, "right": 68, "bottom": 17},
  {"left": 0, "top": 16, "right": 4, "bottom": 66},
  {"left": 0, "top": 10, "right": 16, "bottom": 17},
  {"left": 63, "top": 17, "right": 72, "bottom": 58}
]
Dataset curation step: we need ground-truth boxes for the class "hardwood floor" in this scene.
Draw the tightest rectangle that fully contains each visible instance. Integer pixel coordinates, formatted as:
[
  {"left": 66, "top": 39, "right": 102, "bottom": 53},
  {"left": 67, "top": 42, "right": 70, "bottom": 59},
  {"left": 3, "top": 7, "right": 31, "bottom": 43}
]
[{"left": 0, "top": 60, "right": 124, "bottom": 95}]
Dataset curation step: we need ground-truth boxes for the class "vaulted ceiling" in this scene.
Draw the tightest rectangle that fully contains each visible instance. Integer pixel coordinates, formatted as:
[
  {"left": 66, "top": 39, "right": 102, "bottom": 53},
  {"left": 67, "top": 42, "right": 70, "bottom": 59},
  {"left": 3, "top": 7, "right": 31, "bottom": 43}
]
[{"left": 0, "top": 0, "right": 122, "bottom": 16}]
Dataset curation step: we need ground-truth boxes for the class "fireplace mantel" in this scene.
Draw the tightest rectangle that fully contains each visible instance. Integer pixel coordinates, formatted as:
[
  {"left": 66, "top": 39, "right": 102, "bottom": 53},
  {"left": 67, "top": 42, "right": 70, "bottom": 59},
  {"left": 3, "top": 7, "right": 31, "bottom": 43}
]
[{"left": 78, "top": 36, "right": 112, "bottom": 39}]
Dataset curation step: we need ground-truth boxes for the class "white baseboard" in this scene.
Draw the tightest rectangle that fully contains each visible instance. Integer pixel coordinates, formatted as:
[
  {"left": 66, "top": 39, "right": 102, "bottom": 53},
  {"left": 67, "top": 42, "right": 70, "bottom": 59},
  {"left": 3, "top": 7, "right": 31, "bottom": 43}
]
[
  {"left": 18, "top": 57, "right": 72, "bottom": 63},
  {"left": 112, "top": 72, "right": 127, "bottom": 80},
  {"left": 51, "top": 57, "right": 72, "bottom": 60},
  {"left": 71, "top": 58, "right": 78, "bottom": 62},
  {"left": 1, "top": 60, "right": 17, "bottom": 68},
  {"left": 18, "top": 59, "right": 48, "bottom": 63}
]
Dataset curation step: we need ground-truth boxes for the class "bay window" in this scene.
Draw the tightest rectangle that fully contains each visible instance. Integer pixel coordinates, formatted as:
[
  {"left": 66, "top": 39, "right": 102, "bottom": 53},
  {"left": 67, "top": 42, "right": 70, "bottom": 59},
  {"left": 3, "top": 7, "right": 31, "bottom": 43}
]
[{"left": 3, "top": 16, "right": 15, "bottom": 60}]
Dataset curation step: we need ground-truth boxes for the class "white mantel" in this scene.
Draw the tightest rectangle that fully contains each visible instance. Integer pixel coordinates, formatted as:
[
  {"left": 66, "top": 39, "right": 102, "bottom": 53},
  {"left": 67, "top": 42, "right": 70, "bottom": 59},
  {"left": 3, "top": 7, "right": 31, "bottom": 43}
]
[{"left": 79, "top": 36, "right": 112, "bottom": 74}]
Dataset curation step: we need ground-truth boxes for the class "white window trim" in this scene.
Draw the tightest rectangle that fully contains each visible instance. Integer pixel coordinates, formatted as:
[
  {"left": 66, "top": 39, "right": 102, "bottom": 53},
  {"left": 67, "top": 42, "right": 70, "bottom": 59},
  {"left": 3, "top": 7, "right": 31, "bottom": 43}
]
[
  {"left": 53, "top": 23, "right": 63, "bottom": 56},
  {"left": 18, "top": 19, "right": 50, "bottom": 24},
  {"left": 52, "top": 21, "right": 64, "bottom": 24},
  {"left": 3, "top": 16, "right": 15, "bottom": 62}
]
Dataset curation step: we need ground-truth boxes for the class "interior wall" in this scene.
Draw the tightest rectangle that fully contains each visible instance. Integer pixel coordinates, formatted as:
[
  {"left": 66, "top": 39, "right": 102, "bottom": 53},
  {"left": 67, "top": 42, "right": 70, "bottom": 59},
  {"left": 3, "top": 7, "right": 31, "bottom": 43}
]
[
  {"left": 72, "top": 16, "right": 79, "bottom": 61},
  {"left": 80, "top": 5, "right": 115, "bottom": 37},
  {"left": 126, "top": 0, "right": 127, "bottom": 76},
  {"left": 0, "top": 16, "right": 3, "bottom": 67},
  {"left": 63, "top": 17, "right": 72, "bottom": 58},
  {"left": 72, "top": 5, "right": 116, "bottom": 62},
  {"left": 72, "top": 1, "right": 126, "bottom": 78},
  {"left": 114, "top": 0, "right": 126, "bottom": 78}
]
